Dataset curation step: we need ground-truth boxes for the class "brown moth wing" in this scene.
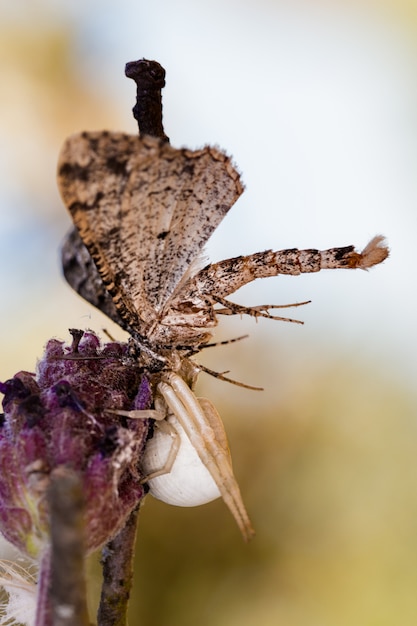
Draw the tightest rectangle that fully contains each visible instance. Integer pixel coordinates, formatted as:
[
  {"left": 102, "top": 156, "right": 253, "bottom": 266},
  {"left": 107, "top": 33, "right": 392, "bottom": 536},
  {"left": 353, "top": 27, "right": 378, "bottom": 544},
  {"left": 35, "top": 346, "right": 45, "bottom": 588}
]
[
  {"left": 57, "top": 131, "right": 243, "bottom": 332},
  {"left": 61, "top": 227, "right": 126, "bottom": 329}
]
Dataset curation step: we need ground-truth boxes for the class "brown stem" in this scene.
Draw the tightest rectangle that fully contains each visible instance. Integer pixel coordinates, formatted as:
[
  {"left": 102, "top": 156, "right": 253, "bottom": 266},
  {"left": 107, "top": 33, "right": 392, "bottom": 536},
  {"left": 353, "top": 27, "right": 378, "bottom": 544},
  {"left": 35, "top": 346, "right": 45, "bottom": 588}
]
[
  {"left": 48, "top": 467, "right": 90, "bottom": 626},
  {"left": 125, "top": 59, "right": 169, "bottom": 142},
  {"left": 35, "top": 548, "right": 52, "bottom": 626},
  {"left": 97, "top": 505, "right": 141, "bottom": 626}
]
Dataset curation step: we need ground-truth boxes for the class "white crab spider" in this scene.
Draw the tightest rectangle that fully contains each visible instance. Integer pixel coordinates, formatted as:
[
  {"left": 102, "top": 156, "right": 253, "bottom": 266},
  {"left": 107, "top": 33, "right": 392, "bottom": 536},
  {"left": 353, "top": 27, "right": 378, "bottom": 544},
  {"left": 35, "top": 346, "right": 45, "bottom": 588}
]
[{"left": 117, "top": 372, "right": 254, "bottom": 541}]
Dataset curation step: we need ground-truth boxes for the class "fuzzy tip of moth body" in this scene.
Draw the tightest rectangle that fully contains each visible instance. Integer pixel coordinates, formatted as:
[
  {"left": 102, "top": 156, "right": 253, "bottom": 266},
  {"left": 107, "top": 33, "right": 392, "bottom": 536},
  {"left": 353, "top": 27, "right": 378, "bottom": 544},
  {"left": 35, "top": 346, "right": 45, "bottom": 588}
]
[{"left": 355, "top": 235, "right": 389, "bottom": 269}]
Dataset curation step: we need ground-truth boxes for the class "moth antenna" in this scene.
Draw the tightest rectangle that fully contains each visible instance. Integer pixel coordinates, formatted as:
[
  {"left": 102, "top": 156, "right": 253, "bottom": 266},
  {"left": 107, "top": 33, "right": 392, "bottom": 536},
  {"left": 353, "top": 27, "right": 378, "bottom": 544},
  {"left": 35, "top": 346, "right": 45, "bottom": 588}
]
[{"left": 198, "top": 363, "right": 263, "bottom": 391}]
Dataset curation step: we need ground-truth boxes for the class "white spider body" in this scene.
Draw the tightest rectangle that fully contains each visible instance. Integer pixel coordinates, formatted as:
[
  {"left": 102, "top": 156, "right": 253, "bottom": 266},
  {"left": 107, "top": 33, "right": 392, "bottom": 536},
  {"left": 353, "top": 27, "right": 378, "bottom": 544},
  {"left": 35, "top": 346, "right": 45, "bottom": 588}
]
[
  {"left": 117, "top": 370, "right": 255, "bottom": 541},
  {"left": 143, "top": 413, "right": 222, "bottom": 507}
]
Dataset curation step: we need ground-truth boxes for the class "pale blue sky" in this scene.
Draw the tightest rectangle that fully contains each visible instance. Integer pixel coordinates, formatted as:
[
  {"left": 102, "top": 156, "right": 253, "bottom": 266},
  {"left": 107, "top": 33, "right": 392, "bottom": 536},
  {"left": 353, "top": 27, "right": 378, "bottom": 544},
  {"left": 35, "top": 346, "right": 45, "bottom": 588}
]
[{"left": 1, "top": 0, "right": 416, "bottom": 394}]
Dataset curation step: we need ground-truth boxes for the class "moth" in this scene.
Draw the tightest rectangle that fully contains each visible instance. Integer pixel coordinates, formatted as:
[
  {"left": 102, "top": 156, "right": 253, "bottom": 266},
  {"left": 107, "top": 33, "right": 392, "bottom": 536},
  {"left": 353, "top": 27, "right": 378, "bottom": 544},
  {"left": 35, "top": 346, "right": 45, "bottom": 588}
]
[{"left": 57, "top": 61, "right": 388, "bottom": 541}]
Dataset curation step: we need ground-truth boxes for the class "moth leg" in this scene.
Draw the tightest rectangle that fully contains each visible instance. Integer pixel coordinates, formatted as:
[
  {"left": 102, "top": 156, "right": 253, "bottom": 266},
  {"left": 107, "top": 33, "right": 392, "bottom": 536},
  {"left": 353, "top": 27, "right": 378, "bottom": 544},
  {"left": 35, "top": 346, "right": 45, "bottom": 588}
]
[
  {"left": 202, "top": 335, "right": 249, "bottom": 349},
  {"left": 213, "top": 295, "right": 310, "bottom": 324},
  {"left": 159, "top": 373, "right": 255, "bottom": 541},
  {"left": 197, "top": 363, "right": 263, "bottom": 391},
  {"left": 195, "top": 235, "right": 389, "bottom": 300}
]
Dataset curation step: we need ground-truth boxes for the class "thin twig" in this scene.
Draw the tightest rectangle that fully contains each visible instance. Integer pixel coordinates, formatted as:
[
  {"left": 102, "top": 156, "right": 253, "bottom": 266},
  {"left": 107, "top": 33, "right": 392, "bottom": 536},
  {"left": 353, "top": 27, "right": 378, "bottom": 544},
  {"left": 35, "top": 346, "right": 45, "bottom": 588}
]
[
  {"left": 35, "top": 548, "right": 52, "bottom": 626},
  {"left": 48, "top": 467, "right": 90, "bottom": 626},
  {"left": 97, "top": 506, "right": 141, "bottom": 626}
]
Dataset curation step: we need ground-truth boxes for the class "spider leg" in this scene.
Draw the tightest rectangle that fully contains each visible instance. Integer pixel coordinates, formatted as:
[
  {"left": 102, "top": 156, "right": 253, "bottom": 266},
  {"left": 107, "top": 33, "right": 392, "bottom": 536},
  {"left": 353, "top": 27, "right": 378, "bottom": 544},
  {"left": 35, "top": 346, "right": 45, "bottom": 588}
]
[
  {"left": 108, "top": 408, "right": 165, "bottom": 420},
  {"left": 159, "top": 373, "right": 255, "bottom": 541},
  {"left": 140, "top": 419, "right": 181, "bottom": 482}
]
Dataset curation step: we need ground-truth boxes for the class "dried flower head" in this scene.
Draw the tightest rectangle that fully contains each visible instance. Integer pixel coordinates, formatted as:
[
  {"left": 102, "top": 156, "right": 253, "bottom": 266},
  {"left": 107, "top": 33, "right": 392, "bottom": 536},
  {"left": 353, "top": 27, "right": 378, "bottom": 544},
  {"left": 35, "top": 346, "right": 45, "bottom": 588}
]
[{"left": 0, "top": 331, "right": 149, "bottom": 559}]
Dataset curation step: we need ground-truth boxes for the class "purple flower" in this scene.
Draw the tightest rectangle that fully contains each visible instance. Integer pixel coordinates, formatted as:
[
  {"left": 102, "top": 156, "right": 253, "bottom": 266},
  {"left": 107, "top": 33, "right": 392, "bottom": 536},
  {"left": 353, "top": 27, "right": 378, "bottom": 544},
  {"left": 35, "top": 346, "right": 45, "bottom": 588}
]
[{"left": 0, "top": 331, "right": 150, "bottom": 559}]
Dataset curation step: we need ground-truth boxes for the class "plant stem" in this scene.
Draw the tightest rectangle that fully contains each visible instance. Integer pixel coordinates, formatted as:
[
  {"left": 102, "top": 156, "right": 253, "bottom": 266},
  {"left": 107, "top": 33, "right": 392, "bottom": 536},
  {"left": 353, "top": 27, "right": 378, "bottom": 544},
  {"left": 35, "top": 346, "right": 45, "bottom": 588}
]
[
  {"left": 48, "top": 467, "right": 90, "bottom": 626},
  {"left": 97, "top": 505, "right": 140, "bottom": 626}
]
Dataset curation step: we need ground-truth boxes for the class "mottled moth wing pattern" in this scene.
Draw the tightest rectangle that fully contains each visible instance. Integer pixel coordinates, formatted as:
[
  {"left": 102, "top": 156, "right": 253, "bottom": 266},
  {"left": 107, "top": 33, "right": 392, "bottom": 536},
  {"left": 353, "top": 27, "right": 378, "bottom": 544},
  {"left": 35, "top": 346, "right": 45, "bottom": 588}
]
[
  {"left": 58, "top": 132, "right": 243, "bottom": 348},
  {"left": 61, "top": 227, "right": 124, "bottom": 328},
  {"left": 57, "top": 59, "right": 388, "bottom": 541}
]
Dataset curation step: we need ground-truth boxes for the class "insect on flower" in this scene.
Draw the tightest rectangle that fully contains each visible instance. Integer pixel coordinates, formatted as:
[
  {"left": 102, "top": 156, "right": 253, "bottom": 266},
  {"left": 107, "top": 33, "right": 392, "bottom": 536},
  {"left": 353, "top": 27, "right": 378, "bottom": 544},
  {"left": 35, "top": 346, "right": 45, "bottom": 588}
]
[{"left": 58, "top": 60, "right": 388, "bottom": 541}]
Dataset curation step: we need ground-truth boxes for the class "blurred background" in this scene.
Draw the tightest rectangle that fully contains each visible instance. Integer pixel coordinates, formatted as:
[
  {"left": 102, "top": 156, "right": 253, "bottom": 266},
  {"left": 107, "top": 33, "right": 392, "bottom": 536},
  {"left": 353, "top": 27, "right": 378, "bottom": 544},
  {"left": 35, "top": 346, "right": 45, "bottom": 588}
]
[{"left": 1, "top": 0, "right": 417, "bottom": 624}]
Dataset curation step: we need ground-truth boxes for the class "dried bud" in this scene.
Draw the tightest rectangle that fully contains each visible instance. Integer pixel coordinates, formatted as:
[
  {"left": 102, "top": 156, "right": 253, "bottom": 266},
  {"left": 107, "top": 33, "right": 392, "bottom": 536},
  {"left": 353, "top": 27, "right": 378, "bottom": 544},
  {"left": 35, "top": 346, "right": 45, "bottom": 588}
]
[{"left": 0, "top": 331, "right": 150, "bottom": 559}]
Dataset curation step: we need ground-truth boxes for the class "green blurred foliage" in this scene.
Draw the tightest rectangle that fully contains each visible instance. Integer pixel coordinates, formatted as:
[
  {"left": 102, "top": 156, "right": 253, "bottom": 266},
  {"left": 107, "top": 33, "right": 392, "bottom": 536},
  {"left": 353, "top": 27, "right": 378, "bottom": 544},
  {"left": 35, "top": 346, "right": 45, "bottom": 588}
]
[
  {"left": 0, "top": 18, "right": 121, "bottom": 213},
  {"left": 84, "top": 354, "right": 417, "bottom": 626}
]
